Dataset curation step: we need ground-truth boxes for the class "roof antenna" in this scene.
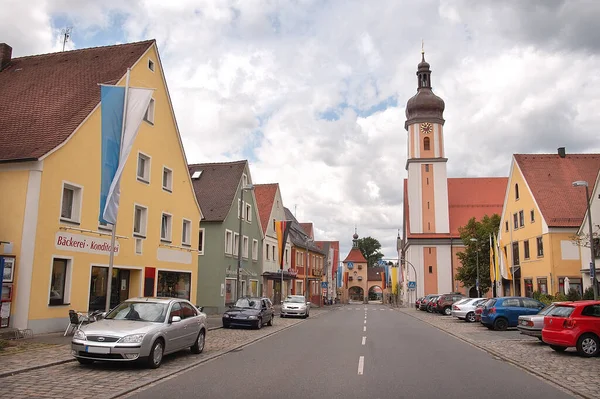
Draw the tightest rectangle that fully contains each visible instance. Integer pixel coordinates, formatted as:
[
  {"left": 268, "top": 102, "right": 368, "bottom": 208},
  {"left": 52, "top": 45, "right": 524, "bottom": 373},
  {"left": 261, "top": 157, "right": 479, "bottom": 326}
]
[
  {"left": 294, "top": 204, "right": 297, "bottom": 217},
  {"left": 61, "top": 27, "right": 72, "bottom": 52}
]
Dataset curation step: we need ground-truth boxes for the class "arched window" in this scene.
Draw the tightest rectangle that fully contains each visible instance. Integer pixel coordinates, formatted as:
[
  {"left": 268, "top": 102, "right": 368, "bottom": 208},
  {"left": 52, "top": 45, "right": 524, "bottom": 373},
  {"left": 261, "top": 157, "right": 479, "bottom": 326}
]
[
  {"left": 423, "top": 137, "right": 430, "bottom": 151},
  {"left": 515, "top": 183, "right": 520, "bottom": 200}
]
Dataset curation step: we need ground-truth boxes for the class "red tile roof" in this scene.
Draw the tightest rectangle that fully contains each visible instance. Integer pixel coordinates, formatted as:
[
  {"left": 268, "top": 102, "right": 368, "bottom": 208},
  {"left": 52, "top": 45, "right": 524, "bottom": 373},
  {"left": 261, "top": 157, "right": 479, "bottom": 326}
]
[
  {"left": 515, "top": 154, "right": 600, "bottom": 227},
  {"left": 343, "top": 248, "right": 367, "bottom": 263},
  {"left": 300, "top": 223, "right": 314, "bottom": 239},
  {"left": 0, "top": 40, "right": 154, "bottom": 162},
  {"left": 253, "top": 183, "right": 278, "bottom": 234},
  {"left": 188, "top": 161, "right": 247, "bottom": 222},
  {"left": 367, "top": 266, "right": 386, "bottom": 281},
  {"left": 404, "top": 177, "right": 507, "bottom": 239}
]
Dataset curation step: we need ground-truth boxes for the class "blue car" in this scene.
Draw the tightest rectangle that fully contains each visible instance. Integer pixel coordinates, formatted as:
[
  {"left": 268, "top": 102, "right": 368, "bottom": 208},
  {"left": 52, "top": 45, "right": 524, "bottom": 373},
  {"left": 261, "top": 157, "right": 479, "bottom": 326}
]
[{"left": 481, "top": 297, "right": 545, "bottom": 331}]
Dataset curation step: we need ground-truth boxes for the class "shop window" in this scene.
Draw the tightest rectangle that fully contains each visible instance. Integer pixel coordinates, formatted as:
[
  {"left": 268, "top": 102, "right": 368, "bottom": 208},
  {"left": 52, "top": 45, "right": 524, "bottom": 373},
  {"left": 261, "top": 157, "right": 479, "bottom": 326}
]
[
  {"left": 225, "top": 278, "right": 236, "bottom": 304},
  {"left": 49, "top": 258, "right": 70, "bottom": 306},
  {"left": 225, "top": 230, "right": 233, "bottom": 254},
  {"left": 162, "top": 167, "right": 173, "bottom": 192},
  {"left": 133, "top": 204, "right": 148, "bottom": 237},
  {"left": 558, "top": 277, "right": 582, "bottom": 297},
  {"left": 182, "top": 219, "right": 191, "bottom": 246},
  {"left": 524, "top": 279, "right": 533, "bottom": 298},
  {"left": 537, "top": 278, "right": 547, "bottom": 294},
  {"left": 536, "top": 237, "right": 544, "bottom": 257},
  {"left": 250, "top": 280, "right": 259, "bottom": 297},
  {"left": 523, "top": 239, "right": 530, "bottom": 259},
  {"left": 252, "top": 239, "right": 258, "bottom": 261},
  {"left": 160, "top": 213, "right": 172, "bottom": 242},
  {"left": 60, "top": 182, "right": 82, "bottom": 223},
  {"left": 137, "top": 152, "right": 151, "bottom": 183},
  {"left": 198, "top": 228, "right": 205, "bottom": 254},
  {"left": 157, "top": 270, "right": 191, "bottom": 300},
  {"left": 144, "top": 98, "right": 155, "bottom": 124}
]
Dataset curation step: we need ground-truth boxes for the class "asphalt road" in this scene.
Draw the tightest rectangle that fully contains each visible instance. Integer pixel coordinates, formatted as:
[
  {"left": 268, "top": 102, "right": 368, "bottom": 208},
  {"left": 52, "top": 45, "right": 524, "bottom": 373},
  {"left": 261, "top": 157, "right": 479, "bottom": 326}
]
[{"left": 125, "top": 304, "right": 575, "bottom": 399}]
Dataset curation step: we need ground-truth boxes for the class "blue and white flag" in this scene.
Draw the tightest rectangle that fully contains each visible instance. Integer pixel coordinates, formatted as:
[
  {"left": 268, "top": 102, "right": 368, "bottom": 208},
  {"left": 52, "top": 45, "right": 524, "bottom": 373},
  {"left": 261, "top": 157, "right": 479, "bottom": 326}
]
[{"left": 99, "top": 84, "right": 153, "bottom": 224}]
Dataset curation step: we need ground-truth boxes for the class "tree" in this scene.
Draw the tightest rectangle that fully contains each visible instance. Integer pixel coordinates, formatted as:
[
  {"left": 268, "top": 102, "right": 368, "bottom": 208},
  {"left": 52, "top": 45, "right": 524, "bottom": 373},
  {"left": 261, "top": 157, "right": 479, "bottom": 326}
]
[
  {"left": 455, "top": 214, "right": 501, "bottom": 295},
  {"left": 356, "top": 236, "right": 384, "bottom": 267}
]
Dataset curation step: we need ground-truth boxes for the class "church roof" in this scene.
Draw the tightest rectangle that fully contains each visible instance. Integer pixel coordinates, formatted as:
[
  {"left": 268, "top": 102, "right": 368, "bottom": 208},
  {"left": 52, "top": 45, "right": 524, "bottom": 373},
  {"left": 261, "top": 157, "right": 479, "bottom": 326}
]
[
  {"left": 404, "top": 177, "right": 507, "bottom": 239},
  {"left": 514, "top": 153, "right": 600, "bottom": 228}
]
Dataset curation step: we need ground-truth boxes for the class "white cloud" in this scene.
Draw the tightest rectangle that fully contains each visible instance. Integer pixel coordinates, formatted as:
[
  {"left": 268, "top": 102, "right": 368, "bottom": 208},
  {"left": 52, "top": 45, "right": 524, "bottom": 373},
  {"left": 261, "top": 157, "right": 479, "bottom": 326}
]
[{"left": 3, "top": 0, "right": 600, "bottom": 260}]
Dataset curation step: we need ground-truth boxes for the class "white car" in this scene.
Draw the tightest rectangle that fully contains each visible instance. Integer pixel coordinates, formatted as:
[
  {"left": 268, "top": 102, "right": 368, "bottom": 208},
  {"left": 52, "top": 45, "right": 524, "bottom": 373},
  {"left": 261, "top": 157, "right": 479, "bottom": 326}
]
[
  {"left": 280, "top": 295, "right": 310, "bottom": 318},
  {"left": 451, "top": 298, "right": 486, "bottom": 322}
]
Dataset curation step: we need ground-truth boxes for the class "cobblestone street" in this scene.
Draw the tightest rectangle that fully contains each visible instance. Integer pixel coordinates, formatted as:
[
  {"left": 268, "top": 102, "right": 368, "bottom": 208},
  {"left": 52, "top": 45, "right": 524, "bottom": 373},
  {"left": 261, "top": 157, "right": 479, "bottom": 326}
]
[
  {"left": 0, "top": 309, "right": 328, "bottom": 399},
  {"left": 399, "top": 307, "right": 600, "bottom": 399}
]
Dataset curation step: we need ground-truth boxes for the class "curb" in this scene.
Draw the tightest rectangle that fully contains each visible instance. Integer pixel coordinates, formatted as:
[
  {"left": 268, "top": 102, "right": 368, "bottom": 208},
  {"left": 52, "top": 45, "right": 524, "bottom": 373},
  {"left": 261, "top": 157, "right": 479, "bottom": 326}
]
[
  {"left": 395, "top": 308, "right": 590, "bottom": 399},
  {"left": 113, "top": 308, "right": 332, "bottom": 399},
  {"left": 0, "top": 325, "right": 223, "bottom": 379}
]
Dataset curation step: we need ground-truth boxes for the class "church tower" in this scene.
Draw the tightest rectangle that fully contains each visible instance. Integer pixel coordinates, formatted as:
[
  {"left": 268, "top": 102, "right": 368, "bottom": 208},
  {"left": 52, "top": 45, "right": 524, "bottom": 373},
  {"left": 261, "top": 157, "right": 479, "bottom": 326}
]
[
  {"left": 404, "top": 50, "right": 452, "bottom": 296},
  {"left": 405, "top": 50, "right": 449, "bottom": 235}
]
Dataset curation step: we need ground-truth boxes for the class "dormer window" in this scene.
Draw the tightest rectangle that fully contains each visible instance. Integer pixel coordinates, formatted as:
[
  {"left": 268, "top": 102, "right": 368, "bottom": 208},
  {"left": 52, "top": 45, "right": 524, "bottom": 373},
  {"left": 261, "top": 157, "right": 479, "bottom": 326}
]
[
  {"left": 423, "top": 137, "right": 430, "bottom": 151},
  {"left": 148, "top": 59, "right": 155, "bottom": 72}
]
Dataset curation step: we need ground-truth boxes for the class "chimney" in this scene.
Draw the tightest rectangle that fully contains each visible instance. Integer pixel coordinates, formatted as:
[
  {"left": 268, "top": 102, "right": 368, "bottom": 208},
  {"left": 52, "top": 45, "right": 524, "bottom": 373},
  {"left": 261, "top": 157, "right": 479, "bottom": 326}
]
[
  {"left": 558, "top": 147, "right": 566, "bottom": 158},
  {"left": 0, "top": 43, "right": 12, "bottom": 71}
]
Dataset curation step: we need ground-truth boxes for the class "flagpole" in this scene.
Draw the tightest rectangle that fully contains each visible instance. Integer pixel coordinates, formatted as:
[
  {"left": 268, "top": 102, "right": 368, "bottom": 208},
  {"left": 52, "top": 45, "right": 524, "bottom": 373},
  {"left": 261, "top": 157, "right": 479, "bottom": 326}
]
[{"left": 105, "top": 68, "right": 131, "bottom": 313}]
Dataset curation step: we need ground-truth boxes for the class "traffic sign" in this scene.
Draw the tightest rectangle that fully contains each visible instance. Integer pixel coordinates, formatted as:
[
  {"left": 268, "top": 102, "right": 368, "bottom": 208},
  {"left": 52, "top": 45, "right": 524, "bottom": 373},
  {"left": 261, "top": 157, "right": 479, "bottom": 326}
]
[
  {"left": 321, "top": 282, "right": 328, "bottom": 288},
  {"left": 347, "top": 262, "right": 354, "bottom": 269},
  {"left": 408, "top": 281, "right": 416, "bottom": 289}
]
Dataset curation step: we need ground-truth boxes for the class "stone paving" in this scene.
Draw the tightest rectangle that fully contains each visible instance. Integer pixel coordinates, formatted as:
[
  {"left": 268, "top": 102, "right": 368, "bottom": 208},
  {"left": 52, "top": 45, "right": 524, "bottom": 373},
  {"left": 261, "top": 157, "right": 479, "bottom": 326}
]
[
  {"left": 0, "top": 308, "right": 330, "bottom": 399},
  {"left": 399, "top": 307, "right": 600, "bottom": 399}
]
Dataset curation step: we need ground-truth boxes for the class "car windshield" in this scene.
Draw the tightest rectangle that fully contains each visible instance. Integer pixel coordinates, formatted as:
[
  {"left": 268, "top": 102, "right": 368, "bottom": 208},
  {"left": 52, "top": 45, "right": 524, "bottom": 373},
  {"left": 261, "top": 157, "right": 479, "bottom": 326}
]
[
  {"left": 284, "top": 297, "right": 305, "bottom": 304},
  {"left": 234, "top": 298, "right": 261, "bottom": 309},
  {"left": 104, "top": 302, "right": 167, "bottom": 322}
]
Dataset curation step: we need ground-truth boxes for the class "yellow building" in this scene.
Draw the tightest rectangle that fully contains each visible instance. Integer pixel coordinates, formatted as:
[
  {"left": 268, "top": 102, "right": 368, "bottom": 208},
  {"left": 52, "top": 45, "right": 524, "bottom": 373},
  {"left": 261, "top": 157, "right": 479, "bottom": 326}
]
[
  {"left": 498, "top": 149, "right": 600, "bottom": 297},
  {"left": 0, "top": 40, "right": 201, "bottom": 333}
]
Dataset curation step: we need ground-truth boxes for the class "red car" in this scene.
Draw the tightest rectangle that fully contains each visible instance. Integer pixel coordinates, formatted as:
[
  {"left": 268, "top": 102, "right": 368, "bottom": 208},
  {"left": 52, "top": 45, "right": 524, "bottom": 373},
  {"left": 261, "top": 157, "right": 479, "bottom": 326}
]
[{"left": 542, "top": 300, "right": 600, "bottom": 357}]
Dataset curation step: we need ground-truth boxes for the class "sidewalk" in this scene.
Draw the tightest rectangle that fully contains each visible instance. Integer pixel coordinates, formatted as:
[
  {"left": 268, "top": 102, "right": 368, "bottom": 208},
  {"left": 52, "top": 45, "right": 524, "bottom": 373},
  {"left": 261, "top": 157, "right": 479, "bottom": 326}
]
[{"left": 0, "top": 314, "right": 224, "bottom": 378}]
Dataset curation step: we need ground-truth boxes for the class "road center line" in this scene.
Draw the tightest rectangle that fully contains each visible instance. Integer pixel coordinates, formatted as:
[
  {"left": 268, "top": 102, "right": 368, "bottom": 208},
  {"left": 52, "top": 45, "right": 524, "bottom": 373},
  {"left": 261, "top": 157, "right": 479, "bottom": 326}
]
[
  {"left": 358, "top": 356, "right": 364, "bottom": 375},
  {"left": 364, "top": 320, "right": 366, "bottom": 324},
  {"left": 363, "top": 326, "right": 366, "bottom": 332},
  {"left": 362, "top": 336, "right": 366, "bottom": 345}
]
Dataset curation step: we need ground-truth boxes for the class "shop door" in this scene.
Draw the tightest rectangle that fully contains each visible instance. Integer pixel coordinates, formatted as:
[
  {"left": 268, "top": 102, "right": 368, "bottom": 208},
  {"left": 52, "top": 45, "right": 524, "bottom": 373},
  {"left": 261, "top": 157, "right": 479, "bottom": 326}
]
[
  {"left": 118, "top": 269, "right": 130, "bottom": 303},
  {"left": 273, "top": 280, "right": 281, "bottom": 304}
]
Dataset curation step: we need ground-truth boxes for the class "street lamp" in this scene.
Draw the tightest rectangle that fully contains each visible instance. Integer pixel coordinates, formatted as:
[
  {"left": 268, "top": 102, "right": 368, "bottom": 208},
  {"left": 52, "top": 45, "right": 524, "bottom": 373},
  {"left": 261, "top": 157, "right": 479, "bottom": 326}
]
[
  {"left": 236, "top": 184, "right": 254, "bottom": 302},
  {"left": 400, "top": 257, "right": 418, "bottom": 306},
  {"left": 573, "top": 180, "right": 598, "bottom": 300},
  {"left": 470, "top": 238, "right": 480, "bottom": 297},
  {"left": 304, "top": 236, "right": 313, "bottom": 304}
]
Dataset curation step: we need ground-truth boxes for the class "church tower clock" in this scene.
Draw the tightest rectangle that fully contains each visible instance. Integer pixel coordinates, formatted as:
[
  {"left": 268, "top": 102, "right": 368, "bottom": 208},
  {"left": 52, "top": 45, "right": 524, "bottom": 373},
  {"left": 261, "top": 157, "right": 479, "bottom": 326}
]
[{"left": 405, "top": 50, "right": 449, "bottom": 235}]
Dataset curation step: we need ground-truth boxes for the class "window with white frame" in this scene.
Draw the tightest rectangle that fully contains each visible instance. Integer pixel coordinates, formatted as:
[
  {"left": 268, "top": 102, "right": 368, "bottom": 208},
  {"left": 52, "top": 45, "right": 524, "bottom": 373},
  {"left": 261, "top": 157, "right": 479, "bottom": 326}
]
[
  {"left": 225, "top": 230, "right": 233, "bottom": 255},
  {"left": 144, "top": 98, "right": 155, "bottom": 124},
  {"left": 252, "top": 239, "right": 258, "bottom": 260},
  {"left": 243, "top": 236, "right": 249, "bottom": 258},
  {"left": 137, "top": 153, "right": 151, "bottom": 183},
  {"left": 49, "top": 258, "right": 71, "bottom": 306},
  {"left": 161, "top": 213, "right": 172, "bottom": 242},
  {"left": 198, "top": 227, "right": 205, "bottom": 255},
  {"left": 133, "top": 205, "right": 148, "bottom": 237},
  {"left": 182, "top": 219, "right": 191, "bottom": 246},
  {"left": 162, "top": 167, "right": 173, "bottom": 192},
  {"left": 60, "top": 182, "right": 82, "bottom": 223},
  {"left": 245, "top": 202, "right": 252, "bottom": 222},
  {"left": 233, "top": 233, "right": 239, "bottom": 256},
  {"left": 135, "top": 238, "right": 143, "bottom": 255},
  {"left": 98, "top": 220, "right": 113, "bottom": 231},
  {"left": 243, "top": 174, "right": 248, "bottom": 187}
]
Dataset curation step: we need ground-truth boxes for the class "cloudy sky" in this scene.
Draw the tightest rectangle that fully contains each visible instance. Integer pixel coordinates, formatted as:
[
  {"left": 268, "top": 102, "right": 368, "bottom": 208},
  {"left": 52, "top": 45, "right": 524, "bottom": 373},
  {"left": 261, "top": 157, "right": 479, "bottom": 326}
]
[{"left": 3, "top": 0, "right": 600, "bottom": 260}]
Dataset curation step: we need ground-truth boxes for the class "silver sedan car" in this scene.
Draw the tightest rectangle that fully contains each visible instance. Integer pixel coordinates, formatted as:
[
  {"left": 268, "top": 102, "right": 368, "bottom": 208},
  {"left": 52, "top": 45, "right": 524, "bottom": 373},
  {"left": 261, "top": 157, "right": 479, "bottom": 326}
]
[
  {"left": 517, "top": 303, "right": 557, "bottom": 340},
  {"left": 71, "top": 297, "right": 207, "bottom": 368},
  {"left": 451, "top": 298, "right": 486, "bottom": 322},
  {"left": 280, "top": 295, "right": 310, "bottom": 318}
]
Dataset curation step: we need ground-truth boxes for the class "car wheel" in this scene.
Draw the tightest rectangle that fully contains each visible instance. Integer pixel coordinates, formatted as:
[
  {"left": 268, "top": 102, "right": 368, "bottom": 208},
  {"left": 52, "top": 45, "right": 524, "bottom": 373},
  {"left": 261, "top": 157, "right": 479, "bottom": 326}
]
[
  {"left": 191, "top": 329, "right": 205, "bottom": 354},
  {"left": 550, "top": 345, "right": 567, "bottom": 352},
  {"left": 76, "top": 357, "right": 94, "bottom": 365},
  {"left": 426, "top": 305, "right": 432, "bottom": 313},
  {"left": 256, "top": 318, "right": 262, "bottom": 329},
  {"left": 466, "top": 312, "right": 476, "bottom": 323},
  {"left": 280, "top": 314, "right": 284, "bottom": 318},
  {"left": 147, "top": 339, "right": 164, "bottom": 369},
  {"left": 577, "top": 333, "right": 600, "bottom": 357},
  {"left": 443, "top": 307, "right": 452, "bottom": 316},
  {"left": 223, "top": 322, "right": 230, "bottom": 328},
  {"left": 493, "top": 318, "right": 508, "bottom": 331},
  {"left": 267, "top": 315, "right": 273, "bottom": 326}
]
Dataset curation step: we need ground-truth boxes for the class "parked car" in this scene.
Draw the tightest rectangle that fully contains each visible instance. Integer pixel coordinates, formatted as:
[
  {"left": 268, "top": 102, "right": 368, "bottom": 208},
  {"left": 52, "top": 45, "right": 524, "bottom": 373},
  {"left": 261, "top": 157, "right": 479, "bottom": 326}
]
[
  {"left": 481, "top": 297, "right": 545, "bottom": 331},
  {"left": 434, "top": 293, "right": 466, "bottom": 316},
  {"left": 415, "top": 297, "right": 424, "bottom": 309},
  {"left": 280, "top": 295, "right": 310, "bottom": 318},
  {"left": 71, "top": 297, "right": 207, "bottom": 369},
  {"left": 222, "top": 297, "right": 275, "bottom": 329},
  {"left": 542, "top": 300, "right": 600, "bottom": 357},
  {"left": 452, "top": 298, "right": 486, "bottom": 322},
  {"left": 427, "top": 295, "right": 441, "bottom": 313},
  {"left": 418, "top": 294, "right": 438, "bottom": 311},
  {"left": 474, "top": 299, "right": 493, "bottom": 322},
  {"left": 517, "top": 303, "right": 558, "bottom": 340}
]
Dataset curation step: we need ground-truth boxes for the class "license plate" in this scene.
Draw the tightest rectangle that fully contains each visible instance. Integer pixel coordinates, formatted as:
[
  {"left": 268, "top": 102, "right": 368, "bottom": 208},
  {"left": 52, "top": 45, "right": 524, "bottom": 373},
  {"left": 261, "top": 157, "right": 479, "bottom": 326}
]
[
  {"left": 521, "top": 320, "right": 527, "bottom": 325},
  {"left": 85, "top": 346, "right": 110, "bottom": 354}
]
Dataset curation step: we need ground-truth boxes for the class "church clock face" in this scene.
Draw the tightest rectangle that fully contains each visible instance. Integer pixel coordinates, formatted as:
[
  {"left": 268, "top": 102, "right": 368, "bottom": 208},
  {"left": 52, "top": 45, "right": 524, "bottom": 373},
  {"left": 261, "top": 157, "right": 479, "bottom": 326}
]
[{"left": 420, "top": 122, "right": 433, "bottom": 134}]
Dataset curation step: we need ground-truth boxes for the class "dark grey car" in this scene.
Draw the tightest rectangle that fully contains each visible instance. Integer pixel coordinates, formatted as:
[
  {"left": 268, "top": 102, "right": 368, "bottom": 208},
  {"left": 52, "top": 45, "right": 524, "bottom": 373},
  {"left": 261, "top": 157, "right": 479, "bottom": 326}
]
[{"left": 222, "top": 297, "right": 275, "bottom": 329}]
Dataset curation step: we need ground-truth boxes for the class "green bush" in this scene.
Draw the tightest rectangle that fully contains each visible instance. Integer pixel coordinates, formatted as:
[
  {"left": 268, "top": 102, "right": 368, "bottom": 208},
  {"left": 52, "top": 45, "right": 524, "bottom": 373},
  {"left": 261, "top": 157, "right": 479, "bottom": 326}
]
[
  {"left": 583, "top": 287, "right": 595, "bottom": 300},
  {"left": 538, "top": 294, "right": 555, "bottom": 305},
  {"left": 554, "top": 293, "right": 568, "bottom": 302},
  {"left": 532, "top": 290, "right": 542, "bottom": 301},
  {"left": 0, "top": 339, "right": 8, "bottom": 351},
  {"left": 566, "top": 288, "right": 581, "bottom": 301}
]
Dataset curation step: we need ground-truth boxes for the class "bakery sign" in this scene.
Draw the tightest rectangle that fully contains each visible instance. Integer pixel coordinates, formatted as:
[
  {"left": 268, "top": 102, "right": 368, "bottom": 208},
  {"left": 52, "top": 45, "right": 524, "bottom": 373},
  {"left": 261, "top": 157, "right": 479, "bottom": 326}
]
[{"left": 55, "top": 232, "right": 119, "bottom": 255}]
